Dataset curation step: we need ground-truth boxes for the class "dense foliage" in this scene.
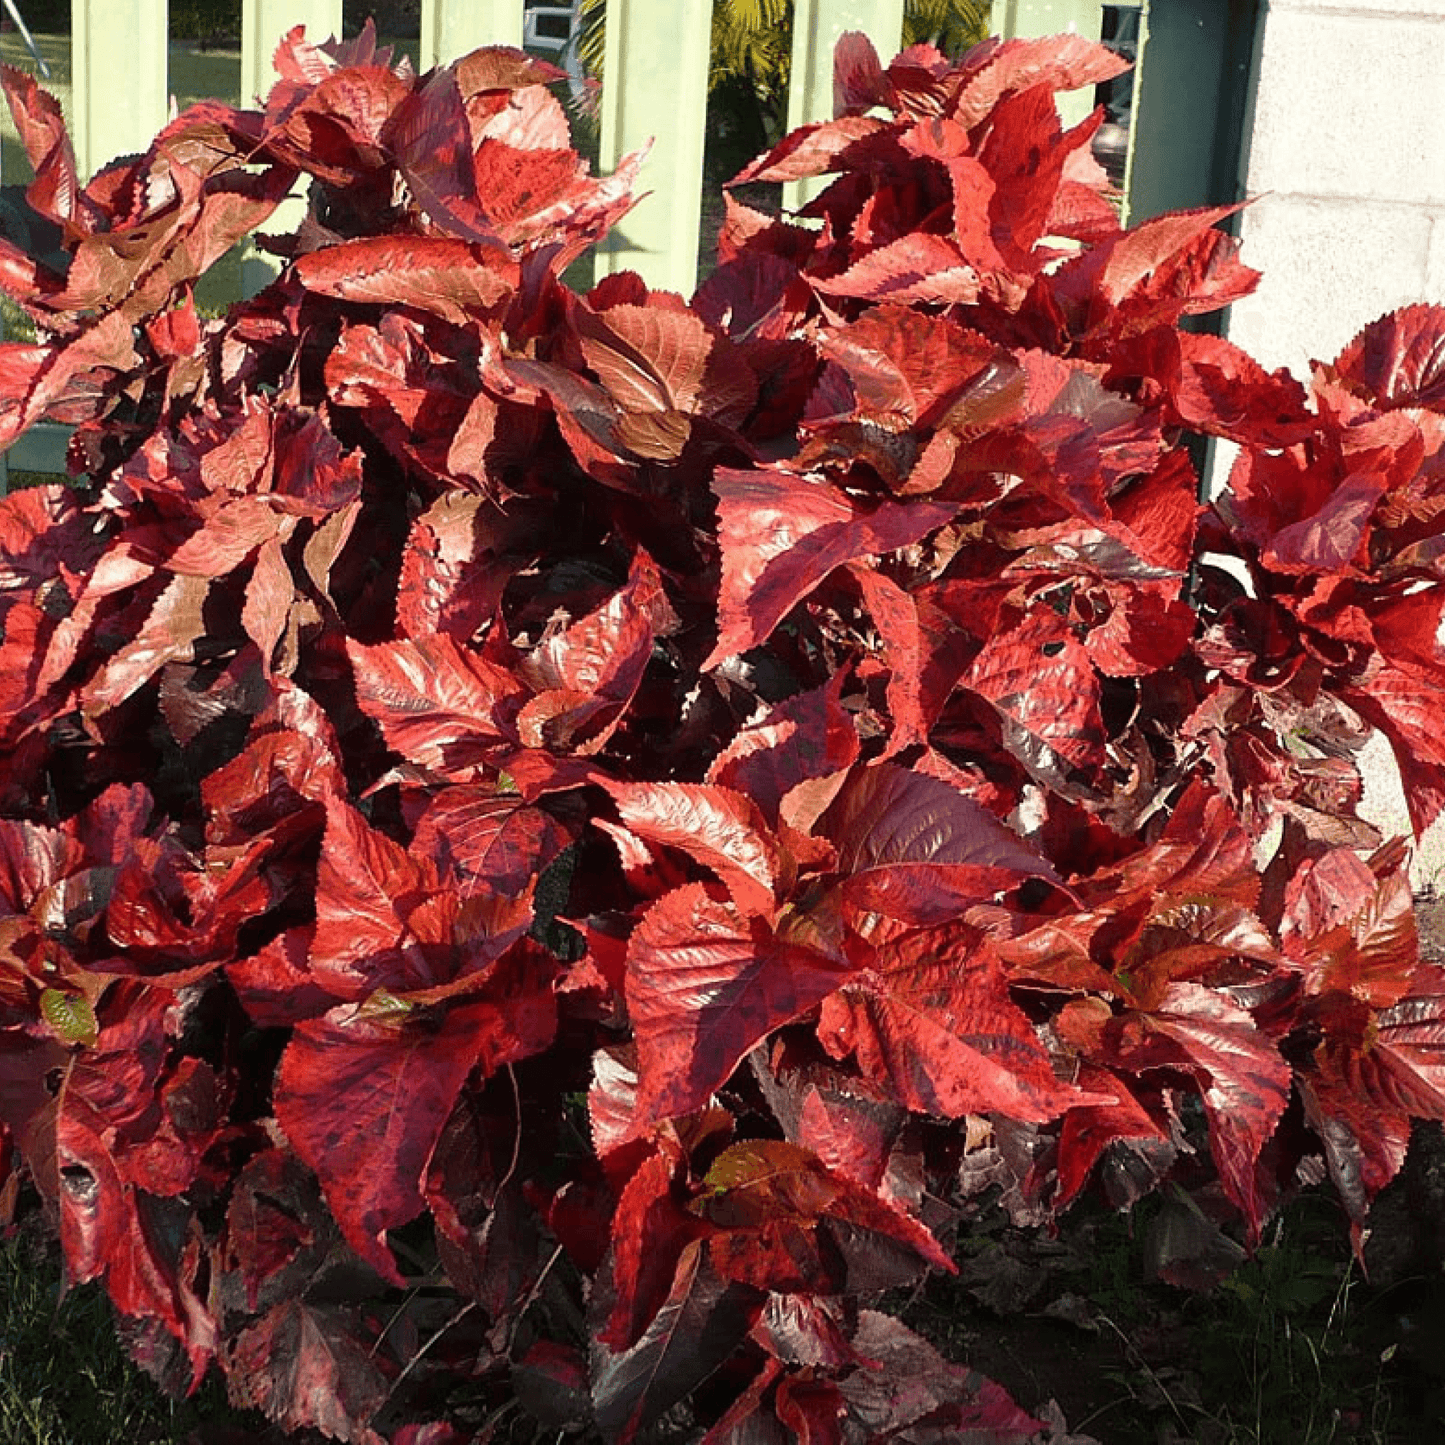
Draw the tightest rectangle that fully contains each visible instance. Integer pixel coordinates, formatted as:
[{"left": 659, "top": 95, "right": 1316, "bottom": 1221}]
[{"left": 1, "top": 21, "right": 1444, "bottom": 1444}]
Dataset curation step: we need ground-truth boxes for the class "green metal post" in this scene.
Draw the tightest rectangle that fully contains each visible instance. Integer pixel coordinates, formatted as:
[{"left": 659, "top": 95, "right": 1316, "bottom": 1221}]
[
  {"left": 595, "top": 0, "right": 712, "bottom": 296},
  {"left": 420, "top": 0, "right": 524, "bottom": 70},
  {"left": 1123, "top": 0, "right": 1261, "bottom": 225},
  {"left": 71, "top": 0, "right": 167, "bottom": 182},
  {"left": 783, "top": 0, "right": 905, "bottom": 214},
  {"left": 999, "top": 0, "right": 1105, "bottom": 127}
]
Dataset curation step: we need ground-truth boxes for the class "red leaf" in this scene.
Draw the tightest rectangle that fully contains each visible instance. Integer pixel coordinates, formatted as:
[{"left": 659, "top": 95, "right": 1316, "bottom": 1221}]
[
  {"left": 817, "top": 307, "right": 997, "bottom": 430},
  {"left": 222, "top": 1148, "right": 328, "bottom": 1314},
  {"left": 1294, "top": 865, "right": 1418, "bottom": 1010},
  {"left": 696, "top": 1139, "right": 952, "bottom": 1292},
  {"left": 796, "top": 1082, "right": 908, "bottom": 1197},
  {"left": 965, "top": 607, "right": 1106, "bottom": 791},
  {"left": 2, "top": 66, "right": 79, "bottom": 230},
  {"left": 1343, "top": 665, "right": 1445, "bottom": 838},
  {"left": 949, "top": 34, "right": 1130, "bottom": 129},
  {"left": 396, "top": 489, "right": 517, "bottom": 639},
  {"left": 347, "top": 633, "right": 524, "bottom": 775},
  {"left": 819, "top": 763, "right": 1057, "bottom": 924},
  {"left": 1094, "top": 204, "right": 1251, "bottom": 309},
  {"left": 81, "top": 573, "right": 210, "bottom": 716},
  {"left": 601, "top": 1148, "right": 704, "bottom": 1351},
  {"left": 707, "top": 467, "right": 951, "bottom": 665},
  {"left": 310, "top": 796, "right": 437, "bottom": 1000},
  {"left": 241, "top": 536, "right": 294, "bottom": 673},
  {"left": 833, "top": 31, "right": 889, "bottom": 115},
  {"left": 838, "top": 1311, "right": 1045, "bottom": 1441},
  {"left": 1122, "top": 328, "right": 1312, "bottom": 447},
  {"left": 274, "top": 988, "right": 538, "bottom": 1284},
  {"left": 844, "top": 563, "right": 926, "bottom": 754},
  {"left": 516, "top": 552, "right": 662, "bottom": 753},
  {"left": 578, "top": 303, "right": 714, "bottom": 417},
  {"left": 626, "top": 884, "right": 849, "bottom": 1123},
  {"left": 388, "top": 67, "right": 502, "bottom": 246},
  {"left": 412, "top": 786, "right": 570, "bottom": 898},
  {"left": 226, "top": 1298, "right": 388, "bottom": 1445},
  {"left": 1301, "top": 968, "right": 1445, "bottom": 1223},
  {"left": 1053, "top": 1066, "right": 1171, "bottom": 1212},
  {"left": 817, "top": 923, "right": 1094, "bottom": 1121},
  {"left": 1263, "top": 474, "right": 1383, "bottom": 574},
  {"left": 774, "top": 1377, "right": 846, "bottom": 1445},
  {"left": 812, "top": 233, "right": 982, "bottom": 305},
  {"left": 730, "top": 116, "right": 889, "bottom": 186},
  {"left": 294, "top": 236, "right": 515, "bottom": 323},
  {"left": 707, "top": 673, "right": 860, "bottom": 824},
  {"left": 603, "top": 782, "right": 781, "bottom": 919},
  {"left": 1103, "top": 983, "right": 1290, "bottom": 1237},
  {"left": 1328, "top": 303, "right": 1445, "bottom": 411}
]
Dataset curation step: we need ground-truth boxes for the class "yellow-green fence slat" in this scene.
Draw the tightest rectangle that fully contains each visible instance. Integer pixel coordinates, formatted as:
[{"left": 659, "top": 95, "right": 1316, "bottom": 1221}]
[
  {"left": 595, "top": 0, "right": 712, "bottom": 296},
  {"left": 421, "top": 0, "right": 524, "bottom": 70},
  {"left": 783, "top": 0, "right": 905, "bottom": 215},
  {"left": 71, "top": 0, "right": 167, "bottom": 183}
]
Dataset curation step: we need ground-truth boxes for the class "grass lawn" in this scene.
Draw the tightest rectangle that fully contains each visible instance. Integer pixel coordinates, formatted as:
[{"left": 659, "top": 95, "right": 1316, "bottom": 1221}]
[{"left": 0, "top": 1227, "right": 269, "bottom": 1444}]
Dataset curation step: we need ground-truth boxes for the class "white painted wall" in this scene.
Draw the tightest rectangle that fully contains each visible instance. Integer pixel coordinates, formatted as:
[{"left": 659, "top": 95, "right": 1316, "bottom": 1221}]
[{"left": 1222, "top": 0, "right": 1445, "bottom": 885}]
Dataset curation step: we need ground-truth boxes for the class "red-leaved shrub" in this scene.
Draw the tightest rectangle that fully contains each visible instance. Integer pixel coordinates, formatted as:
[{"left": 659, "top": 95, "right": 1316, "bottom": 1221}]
[{"left": 1, "top": 20, "right": 1444, "bottom": 1443}]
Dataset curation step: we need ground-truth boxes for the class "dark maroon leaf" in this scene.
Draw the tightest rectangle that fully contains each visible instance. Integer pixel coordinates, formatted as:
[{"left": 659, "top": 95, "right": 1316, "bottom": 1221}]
[
  {"left": 591, "top": 1239, "right": 761, "bottom": 1444},
  {"left": 708, "top": 673, "right": 860, "bottom": 824},
  {"left": 838, "top": 1310, "right": 1044, "bottom": 1441},
  {"left": 225, "top": 1299, "right": 388, "bottom": 1445},
  {"left": 819, "top": 763, "right": 1058, "bottom": 923}
]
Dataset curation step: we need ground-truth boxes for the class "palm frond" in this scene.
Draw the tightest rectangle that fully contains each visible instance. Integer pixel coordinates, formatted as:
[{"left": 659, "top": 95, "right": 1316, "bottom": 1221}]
[
  {"left": 903, "top": 0, "right": 992, "bottom": 55},
  {"left": 575, "top": 0, "right": 991, "bottom": 96}
]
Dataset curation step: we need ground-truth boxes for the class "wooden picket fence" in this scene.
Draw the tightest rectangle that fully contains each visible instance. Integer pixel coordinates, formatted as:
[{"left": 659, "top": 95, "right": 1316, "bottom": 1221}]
[{"left": 1, "top": 0, "right": 1124, "bottom": 479}]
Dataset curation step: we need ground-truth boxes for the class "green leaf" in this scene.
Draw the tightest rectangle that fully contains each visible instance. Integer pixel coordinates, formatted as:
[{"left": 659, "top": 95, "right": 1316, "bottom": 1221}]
[{"left": 39, "top": 987, "right": 97, "bottom": 1047}]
